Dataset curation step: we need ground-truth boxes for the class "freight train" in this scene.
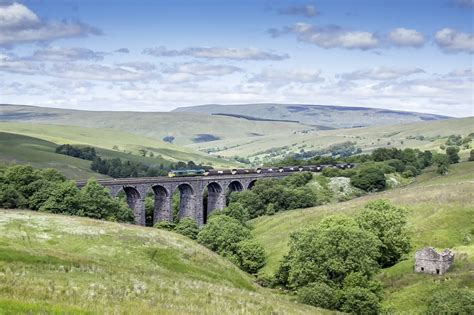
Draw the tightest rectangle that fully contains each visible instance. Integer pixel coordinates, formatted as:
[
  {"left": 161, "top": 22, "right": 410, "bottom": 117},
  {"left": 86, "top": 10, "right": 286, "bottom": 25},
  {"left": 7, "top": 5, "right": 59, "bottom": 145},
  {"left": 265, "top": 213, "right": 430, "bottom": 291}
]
[{"left": 167, "top": 163, "right": 355, "bottom": 177}]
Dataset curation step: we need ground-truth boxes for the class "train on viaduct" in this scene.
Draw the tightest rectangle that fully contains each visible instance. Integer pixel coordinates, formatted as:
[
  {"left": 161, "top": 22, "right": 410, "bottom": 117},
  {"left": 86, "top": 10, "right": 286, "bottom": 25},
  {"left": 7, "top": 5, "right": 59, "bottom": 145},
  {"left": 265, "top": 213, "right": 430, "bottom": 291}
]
[{"left": 76, "top": 164, "right": 354, "bottom": 226}]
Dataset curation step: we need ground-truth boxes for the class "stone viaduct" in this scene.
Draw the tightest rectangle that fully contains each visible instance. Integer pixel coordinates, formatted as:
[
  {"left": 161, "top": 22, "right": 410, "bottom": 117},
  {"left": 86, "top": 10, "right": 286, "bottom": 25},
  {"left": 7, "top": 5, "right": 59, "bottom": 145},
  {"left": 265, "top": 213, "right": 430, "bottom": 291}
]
[{"left": 77, "top": 172, "right": 288, "bottom": 226}]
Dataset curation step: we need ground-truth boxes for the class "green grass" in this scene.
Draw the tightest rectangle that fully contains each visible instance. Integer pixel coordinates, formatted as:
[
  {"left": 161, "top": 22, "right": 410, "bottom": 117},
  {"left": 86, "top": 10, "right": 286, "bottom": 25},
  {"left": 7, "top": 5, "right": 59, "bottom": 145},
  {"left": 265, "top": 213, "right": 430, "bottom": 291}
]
[
  {"left": 0, "top": 132, "right": 107, "bottom": 179},
  {"left": 0, "top": 211, "right": 329, "bottom": 314},
  {"left": 250, "top": 162, "right": 474, "bottom": 313}
]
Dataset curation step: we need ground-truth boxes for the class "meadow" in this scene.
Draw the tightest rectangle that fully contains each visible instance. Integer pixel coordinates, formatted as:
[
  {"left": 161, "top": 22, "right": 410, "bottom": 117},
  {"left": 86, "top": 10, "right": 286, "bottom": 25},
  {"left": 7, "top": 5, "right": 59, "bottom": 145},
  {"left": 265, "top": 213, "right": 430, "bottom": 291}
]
[
  {"left": 0, "top": 210, "right": 330, "bottom": 314},
  {"left": 251, "top": 161, "right": 474, "bottom": 313}
]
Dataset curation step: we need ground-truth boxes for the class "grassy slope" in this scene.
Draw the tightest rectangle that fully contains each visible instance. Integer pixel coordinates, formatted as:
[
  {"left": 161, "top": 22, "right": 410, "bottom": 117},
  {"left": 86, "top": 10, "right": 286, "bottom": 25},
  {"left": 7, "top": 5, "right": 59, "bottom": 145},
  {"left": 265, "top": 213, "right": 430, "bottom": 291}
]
[
  {"left": 251, "top": 162, "right": 474, "bottom": 313},
  {"left": 0, "top": 105, "right": 307, "bottom": 146},
  {"left": 0, "top": 132, "right": 107, "bottom": 179},
  {"left": 190, "top": 117, "right": 474, "bottom": 159},
  {"left": 0, "top": 211, "right": 329, "bottom": 314}
]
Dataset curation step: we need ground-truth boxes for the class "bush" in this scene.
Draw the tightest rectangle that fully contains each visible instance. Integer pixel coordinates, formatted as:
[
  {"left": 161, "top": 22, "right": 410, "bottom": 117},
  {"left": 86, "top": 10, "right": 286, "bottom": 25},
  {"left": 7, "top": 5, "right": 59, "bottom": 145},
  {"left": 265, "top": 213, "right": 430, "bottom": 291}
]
[
  {"left": 175, "top": 218, "right": 199, "bottom": 239},
  {"left": 237, "top": 239, "right": 266, "bottom": 274},
  {"left": 297, "top": 282, "right": 337, "bottom": 310},
  {"left": 469, "top": 149, "right": 474, "bottom": 162},
  {"left": 356, "top": 200, "right": 411, "bottom": 267},
  {"left": 0, "top": 184, "right": 27, "bottom": 208},
  {"left": 154, "top": 220, "right": 176, "bottom": 231},
  {"left": 339, "top": 287, "right": 381, "bottom": 315},
  {"left": 351, "top": 167, "right": 386, "bottom": 192},
  {"left": 446, "top": 146, "right": 460, "bottom": 164},
  {"left": 426, "top": 287, "right": 474, "bottom": 315},
  {"left": 40, "top": 181, "right": 81, "bottom": 215}
]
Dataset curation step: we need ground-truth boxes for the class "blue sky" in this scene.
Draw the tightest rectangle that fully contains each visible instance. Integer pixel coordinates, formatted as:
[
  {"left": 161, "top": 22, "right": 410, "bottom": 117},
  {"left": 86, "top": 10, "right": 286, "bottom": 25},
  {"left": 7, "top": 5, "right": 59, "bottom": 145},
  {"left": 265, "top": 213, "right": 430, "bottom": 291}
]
[{"left": 0, "top": 0, "right": 473, "bottom": 116}]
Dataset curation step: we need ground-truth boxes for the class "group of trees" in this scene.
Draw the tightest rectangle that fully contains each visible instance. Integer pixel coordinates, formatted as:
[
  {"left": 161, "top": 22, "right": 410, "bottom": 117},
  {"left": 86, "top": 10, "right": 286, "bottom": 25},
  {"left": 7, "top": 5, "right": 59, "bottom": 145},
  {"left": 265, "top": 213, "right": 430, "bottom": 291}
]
[
  {"left": 55, "top": 144, "right": 97, "bottom": 160},
  {"left": 0, "top": 164, "right": 133, "bottom": 223},
  {"left": 229, "top": 172, "right": 318, "bottom": 219},
  {"left": 155, "top": 205, "right": 266, "bottom": 274},
  {"left": 275, "top": 200, "right": 411, "bottom": 314}
]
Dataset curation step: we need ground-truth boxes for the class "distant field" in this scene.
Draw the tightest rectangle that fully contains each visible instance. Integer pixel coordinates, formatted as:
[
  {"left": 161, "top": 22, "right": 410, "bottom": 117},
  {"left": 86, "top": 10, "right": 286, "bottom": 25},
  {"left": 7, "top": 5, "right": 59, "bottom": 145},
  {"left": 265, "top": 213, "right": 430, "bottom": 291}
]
[
  {"left": 189, "top": 117, "right": 474, "bottom": 161},
  {"left": 250, "top": 162, "right": 474, "bottom": 313},
  {"left": 0, "top": 210, "right": 328, "bottom": 314}
]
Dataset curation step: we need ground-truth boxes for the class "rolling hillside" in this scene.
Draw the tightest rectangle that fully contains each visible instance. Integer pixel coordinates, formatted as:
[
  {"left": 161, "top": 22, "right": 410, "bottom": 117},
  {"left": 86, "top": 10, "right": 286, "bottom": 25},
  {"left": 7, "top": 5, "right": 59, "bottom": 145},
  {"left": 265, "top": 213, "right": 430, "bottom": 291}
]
[
  {"left": 250, "top": 162, "right": 474, "bottom": 313},
  {"left": 188, "top": 116, "right": 474, "bottom": 161},
  {"left": 0, "top": 104, "right": 308, "bottom": 146},
  {"left": 174, "top": 103, "right": 450, "bottom": 129},
  {"left": 0, "top": 210, "right": 328, "bottom": 314}
]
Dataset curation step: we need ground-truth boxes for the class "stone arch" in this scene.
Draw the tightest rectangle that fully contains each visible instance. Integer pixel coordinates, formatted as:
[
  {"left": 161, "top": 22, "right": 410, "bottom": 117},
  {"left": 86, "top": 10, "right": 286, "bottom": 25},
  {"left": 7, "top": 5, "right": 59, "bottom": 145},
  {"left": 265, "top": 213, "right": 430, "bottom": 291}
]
[
  {"left": 204, "top": 182, "right": 225, "bottom": 222},
  {"left": 152, "top": 185, "right": 172, "bottom": 225},
  {"left": 227, "top": 180, "right": 244, "bottom": 192},
  {"left": 247, "top": 179, "right": 258, "bottom": 190},
  {"left": 175, "top": 183, "right": 195, "bottom": 220}
]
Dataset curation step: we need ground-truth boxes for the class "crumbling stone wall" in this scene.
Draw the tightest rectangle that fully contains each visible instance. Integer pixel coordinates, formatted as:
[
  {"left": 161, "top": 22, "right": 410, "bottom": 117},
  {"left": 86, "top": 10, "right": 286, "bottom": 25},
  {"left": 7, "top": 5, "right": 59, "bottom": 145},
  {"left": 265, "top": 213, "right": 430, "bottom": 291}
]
[{"left": 415, "top": 247, "right": 454, "bottom": 275}]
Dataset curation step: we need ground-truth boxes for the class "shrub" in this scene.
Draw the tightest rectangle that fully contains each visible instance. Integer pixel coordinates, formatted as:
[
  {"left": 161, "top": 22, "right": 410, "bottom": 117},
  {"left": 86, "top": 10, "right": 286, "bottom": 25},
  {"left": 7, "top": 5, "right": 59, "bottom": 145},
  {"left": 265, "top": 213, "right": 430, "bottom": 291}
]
[
  {"left": 0, "top": 184, "right": 27, "bottom": 208},
  {"left": 426, "top": 287, "right": 474, "bottom": 315},
  {"left": 297, "top": 282, "right": 338, "bottom": 310},
  {"left": 175, "top": 218, "right": 199, "bottom": 239},
  {"left": 446, "top": 146, "right": 460, "bottom": 164},
  {"left": 469, "top": 149, "right": 474, "bottom": 162},
  {"left": 351, "top": 167, "right": 386, "bottom": 192},
  {"left": 236, "top": 239, "right": 266, "bottom": 274},
  {"left": 154, "top": 220, "right": 176, "bottom": 231}
]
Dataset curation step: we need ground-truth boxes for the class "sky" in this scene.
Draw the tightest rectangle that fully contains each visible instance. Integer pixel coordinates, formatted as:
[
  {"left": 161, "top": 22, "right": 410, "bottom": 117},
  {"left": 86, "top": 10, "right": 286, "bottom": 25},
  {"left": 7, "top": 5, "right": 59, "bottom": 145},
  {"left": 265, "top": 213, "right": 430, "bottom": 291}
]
[{"left": 0, "top": 0, "right": 473, "bottom": 116}]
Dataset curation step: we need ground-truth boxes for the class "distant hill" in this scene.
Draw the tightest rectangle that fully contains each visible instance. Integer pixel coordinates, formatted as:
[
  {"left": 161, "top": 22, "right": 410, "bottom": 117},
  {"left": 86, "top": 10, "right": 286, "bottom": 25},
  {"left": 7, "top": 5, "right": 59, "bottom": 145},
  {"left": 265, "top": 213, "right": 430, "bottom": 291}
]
[{"left": 173, "top": 103, "right": 450, "bottom": 129}]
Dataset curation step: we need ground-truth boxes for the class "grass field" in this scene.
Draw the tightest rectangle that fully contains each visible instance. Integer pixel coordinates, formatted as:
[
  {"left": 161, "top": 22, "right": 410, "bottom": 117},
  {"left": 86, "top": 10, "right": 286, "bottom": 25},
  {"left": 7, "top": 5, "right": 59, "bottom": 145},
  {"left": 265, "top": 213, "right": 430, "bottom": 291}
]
[
  {"left": 0, "top": 132, "right": 107, "bottom": 179},
  {"left": 250, "top": 162, "right": 474, "bottom": 313},
  {"left": 0, "top": 210, "right": 331, "bottom": 314}
]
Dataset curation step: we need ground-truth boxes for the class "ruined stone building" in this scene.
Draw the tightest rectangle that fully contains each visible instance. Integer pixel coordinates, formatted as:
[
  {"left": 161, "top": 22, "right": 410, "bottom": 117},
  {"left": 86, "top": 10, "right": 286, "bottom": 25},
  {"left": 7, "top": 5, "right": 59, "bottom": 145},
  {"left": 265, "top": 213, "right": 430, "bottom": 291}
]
[{"left": 415, "top": 247, "right": 454, "bottom": 275}]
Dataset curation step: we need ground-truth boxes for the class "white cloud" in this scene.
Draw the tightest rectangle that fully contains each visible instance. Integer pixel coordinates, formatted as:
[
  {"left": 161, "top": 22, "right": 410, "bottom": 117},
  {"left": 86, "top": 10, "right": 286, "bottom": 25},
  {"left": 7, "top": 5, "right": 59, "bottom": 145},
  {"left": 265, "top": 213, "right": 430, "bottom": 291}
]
[
  {"left": 0, "top": 2, "right": 100, "bottom": 47},
  {"left": 435, "top": 28, "right": 474, "bottom": 54},
  {"left": 278, "top": 4, "right": 319, "bottom": 17},
  {"left": 164, "top": 62, "right": 242, "bottom": 76},
  {"left": 339, "top": 67, "right": 425, "bottom": 80},
  {"left": 250, "top": 67, "right": 324, "bottom": 85},
  {"left": 388, "top": 28, "right": 426, "bottom": 47},
  {"left": 30, "top": 47, "right": 105, "bottom": 62},
  {"left": 447, "top": 68, "right": 473, "bottom": 77},
  {"left": 143, "top": 46, "right": 289, "bottom": 60},
  {"left": 270, "top": 23, "right": 379, "bottom": 50},
  {"left": 0, "top": 53, "right": 44, "bottom": 74},
  {"left": 50, "top": 63, "right": 156, "bottom": 81}
]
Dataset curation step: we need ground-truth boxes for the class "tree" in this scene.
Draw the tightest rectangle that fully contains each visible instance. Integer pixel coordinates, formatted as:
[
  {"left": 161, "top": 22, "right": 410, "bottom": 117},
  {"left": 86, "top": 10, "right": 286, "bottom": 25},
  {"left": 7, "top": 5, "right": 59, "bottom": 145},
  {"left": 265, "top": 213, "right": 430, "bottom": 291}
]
[
  {"left": 197, "top": 215, "right": 251, "bottom": 255},
  {"left": 351, "top": 167, "right": 386, "bottom": 192},
  {"left": 426, "top": 287, "right": 474, "bottom": 315},
  {"left": 356, "top": 200, "right": 411, "bottom": 267},
  {"left": 222, "top": 203, "right": 249, "bottom": 225},
  {"left": 175, "top": 218, "right": 199, "bottom": 239},
  {"left": 282, "top": 215, "right": 381, "bottom": 289},
  {"left": 469, "top": 149, "right": 474, "bottom": 162},
  {"left": 236, "top": 239, "right": 266, "bottom": 274},
  {"left": 77, "top": 179, "right": 133, "bottom": 222},
  {"left": 40, "top": 181, "right": 81, "bottom": 215},
  {"left": 0, "top": 184, "right": 27, "bottom": 208},
  {"left": 433, "top": 153, "right": 450, "bottom": 175},
  {"left": 297, "top": 282, "right": 337, "bottom": 310},
  {"left": 445, "top": 146, "right": 460, "bottom": 164}
]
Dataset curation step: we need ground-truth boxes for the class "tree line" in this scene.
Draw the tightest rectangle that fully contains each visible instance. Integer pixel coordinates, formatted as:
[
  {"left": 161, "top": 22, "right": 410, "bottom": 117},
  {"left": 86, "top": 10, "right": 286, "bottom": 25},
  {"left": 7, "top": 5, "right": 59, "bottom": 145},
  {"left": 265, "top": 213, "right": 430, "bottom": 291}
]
[{"left": 0, "top": 164, "right": 133, "bottom": 222}]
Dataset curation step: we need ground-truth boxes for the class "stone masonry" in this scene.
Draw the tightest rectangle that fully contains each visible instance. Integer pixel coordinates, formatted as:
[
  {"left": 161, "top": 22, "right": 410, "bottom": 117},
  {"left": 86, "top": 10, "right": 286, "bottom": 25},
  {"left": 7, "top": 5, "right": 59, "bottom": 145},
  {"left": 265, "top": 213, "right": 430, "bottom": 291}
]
[{"left": 415, "top": 247, "right": 454, "bottom": 275}]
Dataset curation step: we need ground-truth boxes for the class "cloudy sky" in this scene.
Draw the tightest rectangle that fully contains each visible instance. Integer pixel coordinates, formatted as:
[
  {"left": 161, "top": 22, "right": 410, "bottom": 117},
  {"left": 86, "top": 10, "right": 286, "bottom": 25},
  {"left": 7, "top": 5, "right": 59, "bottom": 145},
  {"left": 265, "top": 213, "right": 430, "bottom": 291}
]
[{"left": 0, "top": 0, "right": 473, "bottom": 116}]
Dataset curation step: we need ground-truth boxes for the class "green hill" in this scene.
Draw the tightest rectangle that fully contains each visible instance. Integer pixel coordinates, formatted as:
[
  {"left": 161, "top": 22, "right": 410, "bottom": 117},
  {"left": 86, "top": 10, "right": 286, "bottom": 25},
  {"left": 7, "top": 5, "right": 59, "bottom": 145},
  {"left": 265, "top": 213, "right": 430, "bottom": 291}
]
[
  {"left": 174, "top": 103, "right": 449, "bottom": 129},
  {"left": 250, "top": 162, "right": 474, "bottom": 313},
  {"left": 0, "top": 210, "right": 329, "bottom": 314}
]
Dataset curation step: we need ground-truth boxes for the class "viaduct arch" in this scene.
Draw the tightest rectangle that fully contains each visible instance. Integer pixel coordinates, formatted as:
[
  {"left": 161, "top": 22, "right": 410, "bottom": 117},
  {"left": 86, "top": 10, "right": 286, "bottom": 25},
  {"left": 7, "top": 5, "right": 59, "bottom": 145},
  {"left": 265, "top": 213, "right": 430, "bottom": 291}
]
[{"left": 80, "top": 172, "right": 288, "bottom": 226}]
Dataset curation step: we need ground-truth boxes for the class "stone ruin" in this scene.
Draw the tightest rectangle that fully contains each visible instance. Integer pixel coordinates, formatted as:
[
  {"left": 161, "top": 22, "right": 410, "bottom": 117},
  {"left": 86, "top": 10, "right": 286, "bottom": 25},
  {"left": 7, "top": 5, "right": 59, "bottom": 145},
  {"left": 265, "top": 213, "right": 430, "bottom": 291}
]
[{"left": 415, "top": 247, "right": 454, "bottom": 275}]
